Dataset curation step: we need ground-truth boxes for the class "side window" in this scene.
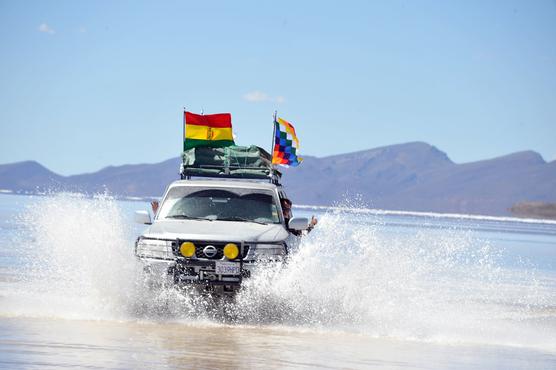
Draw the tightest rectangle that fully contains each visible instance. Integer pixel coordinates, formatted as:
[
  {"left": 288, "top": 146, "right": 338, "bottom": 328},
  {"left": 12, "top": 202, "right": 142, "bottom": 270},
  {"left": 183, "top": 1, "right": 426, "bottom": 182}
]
[
  {"left": 281, "top": 191, "right": 292, "bottom": 217},
  {"left": 278, "top": 192, "right": 293, "bottom": 223}
]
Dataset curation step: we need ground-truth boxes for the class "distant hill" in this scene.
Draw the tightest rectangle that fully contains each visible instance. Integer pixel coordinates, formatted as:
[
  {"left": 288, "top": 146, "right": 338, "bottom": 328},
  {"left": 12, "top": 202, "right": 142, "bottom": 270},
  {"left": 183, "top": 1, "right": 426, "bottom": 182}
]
[
  {"left": 510, "top": 202, "right": 556, "bottom": 220},
  {"left": 1, "top": 142, "right": 555, "bottom": 216},
  {"left": 281, "top": 142, "right": 556, "bottom": 215},
  {"left": 66, "top": 158, "right": 181, "bottom": 197},
  {"left": 0, "top": 160, "right": 65, "bottom": 192}
]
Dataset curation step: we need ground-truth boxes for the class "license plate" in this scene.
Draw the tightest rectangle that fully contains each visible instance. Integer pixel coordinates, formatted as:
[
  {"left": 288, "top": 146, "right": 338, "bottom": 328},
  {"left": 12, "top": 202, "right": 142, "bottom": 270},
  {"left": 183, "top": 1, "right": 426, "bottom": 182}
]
[{"left": 215, "top": 261, "right": 240, "bottom": 275}]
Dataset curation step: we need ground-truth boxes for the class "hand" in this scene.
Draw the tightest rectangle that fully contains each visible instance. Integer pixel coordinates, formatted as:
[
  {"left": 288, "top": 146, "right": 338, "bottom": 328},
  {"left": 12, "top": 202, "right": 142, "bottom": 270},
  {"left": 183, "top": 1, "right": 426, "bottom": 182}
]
[
  {"left": 151, "top": 200, "right": 159, "bottom": 214},
  {"left": 310, "top": 216, "right": 318, "bottom": 226}
]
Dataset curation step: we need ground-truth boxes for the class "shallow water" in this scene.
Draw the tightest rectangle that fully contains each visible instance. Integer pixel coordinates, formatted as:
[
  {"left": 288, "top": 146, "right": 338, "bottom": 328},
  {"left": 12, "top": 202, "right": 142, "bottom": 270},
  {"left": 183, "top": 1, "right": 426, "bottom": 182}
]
[{"left": 0, "top": 193, "right": 555, "bottom": 369}]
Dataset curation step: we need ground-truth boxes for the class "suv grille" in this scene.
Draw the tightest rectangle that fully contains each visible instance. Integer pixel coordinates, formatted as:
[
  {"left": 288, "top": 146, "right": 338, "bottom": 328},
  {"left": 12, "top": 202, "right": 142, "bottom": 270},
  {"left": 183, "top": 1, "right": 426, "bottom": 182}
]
[{"left": 173, "top": 241, "right": 249, "bottom": 260}]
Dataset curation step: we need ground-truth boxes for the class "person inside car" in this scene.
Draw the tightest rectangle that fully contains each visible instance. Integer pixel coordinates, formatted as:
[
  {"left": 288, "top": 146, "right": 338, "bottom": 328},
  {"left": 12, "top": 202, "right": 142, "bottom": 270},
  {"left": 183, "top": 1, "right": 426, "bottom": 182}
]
[{"left": 281, "top": 198, "right": 317, "bottom": 235}]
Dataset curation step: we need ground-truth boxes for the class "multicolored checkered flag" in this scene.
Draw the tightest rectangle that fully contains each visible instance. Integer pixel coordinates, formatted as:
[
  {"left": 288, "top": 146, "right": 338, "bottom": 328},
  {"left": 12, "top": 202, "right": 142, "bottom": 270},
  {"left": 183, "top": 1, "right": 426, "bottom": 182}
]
[{"left": 272, "top": 117, "right": 303, "bottom": 167}]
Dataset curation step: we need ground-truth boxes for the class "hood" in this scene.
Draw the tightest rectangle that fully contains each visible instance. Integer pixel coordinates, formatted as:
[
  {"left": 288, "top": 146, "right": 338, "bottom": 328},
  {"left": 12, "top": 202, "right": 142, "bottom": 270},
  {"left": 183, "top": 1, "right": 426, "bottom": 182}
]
[{"left": 142, "top": 219, "right": 288, "bottom": 243}]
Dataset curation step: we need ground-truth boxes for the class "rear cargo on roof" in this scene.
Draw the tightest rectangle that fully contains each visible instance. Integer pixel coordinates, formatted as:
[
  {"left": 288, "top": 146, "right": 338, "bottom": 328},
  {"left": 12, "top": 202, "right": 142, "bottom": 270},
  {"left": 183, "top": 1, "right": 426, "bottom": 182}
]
[{"left": 180, "top": 145, "right": 281, "bottom": 182}]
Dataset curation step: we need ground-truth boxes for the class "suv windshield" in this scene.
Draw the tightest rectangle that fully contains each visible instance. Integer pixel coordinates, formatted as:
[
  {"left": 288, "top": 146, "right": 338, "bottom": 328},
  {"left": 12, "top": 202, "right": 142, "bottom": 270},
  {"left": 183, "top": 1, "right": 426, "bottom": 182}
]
[{"left": 157, "top": 186, "right": 281, "bottom": 224}]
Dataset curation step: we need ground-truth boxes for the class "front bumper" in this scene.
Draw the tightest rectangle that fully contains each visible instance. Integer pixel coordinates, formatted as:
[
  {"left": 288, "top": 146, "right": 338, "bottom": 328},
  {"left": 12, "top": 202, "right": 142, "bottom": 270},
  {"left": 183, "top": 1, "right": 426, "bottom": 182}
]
[
  {"left": 135, "top": 239, "right": 286, "bottom": 290},
  {"left": 138, "top": 257, "right": 255, "bottom": 288},
  {"left": 171, "top": 258, "right": 251, "bottom": 286}
]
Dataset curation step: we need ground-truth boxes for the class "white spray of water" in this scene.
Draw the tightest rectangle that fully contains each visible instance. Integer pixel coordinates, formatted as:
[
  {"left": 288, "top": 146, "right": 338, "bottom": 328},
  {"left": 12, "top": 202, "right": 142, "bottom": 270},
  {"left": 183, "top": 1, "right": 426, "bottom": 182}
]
[
  {"left": 4, "top": 193, "right": 139, "bottom": 320},
  {"left": 3, "top": 194, "right": 555, "bottom": 351},
  {"left": 234, "top": 210, "right": 555, "bottom": 350}
]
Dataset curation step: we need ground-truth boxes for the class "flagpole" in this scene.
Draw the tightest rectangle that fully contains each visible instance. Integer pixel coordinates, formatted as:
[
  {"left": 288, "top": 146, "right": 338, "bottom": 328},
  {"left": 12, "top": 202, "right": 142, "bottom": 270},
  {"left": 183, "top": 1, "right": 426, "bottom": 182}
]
[
  {"left": 183, "top": 107, "right": 186, "bottom": 152},
  {"left": 271, "top": 110, "right": 277, "bottom": 162}
]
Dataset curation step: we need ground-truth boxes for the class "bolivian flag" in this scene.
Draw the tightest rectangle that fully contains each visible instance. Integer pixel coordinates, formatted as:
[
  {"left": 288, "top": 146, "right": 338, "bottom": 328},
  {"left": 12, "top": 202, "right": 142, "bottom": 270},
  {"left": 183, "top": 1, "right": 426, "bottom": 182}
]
[{"left": 184, "top": 111, "right": 235, "bottom": 150}]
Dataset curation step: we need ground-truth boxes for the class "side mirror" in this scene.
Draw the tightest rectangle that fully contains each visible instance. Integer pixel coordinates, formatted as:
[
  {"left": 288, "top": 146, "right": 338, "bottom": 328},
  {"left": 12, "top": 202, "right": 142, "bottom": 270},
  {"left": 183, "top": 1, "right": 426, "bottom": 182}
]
[
  {"left": 288, "top": 217, "right": 310, "bottom": 231},
  {"left": 135, "top": 210, "right": 152, "bottom": 225}
]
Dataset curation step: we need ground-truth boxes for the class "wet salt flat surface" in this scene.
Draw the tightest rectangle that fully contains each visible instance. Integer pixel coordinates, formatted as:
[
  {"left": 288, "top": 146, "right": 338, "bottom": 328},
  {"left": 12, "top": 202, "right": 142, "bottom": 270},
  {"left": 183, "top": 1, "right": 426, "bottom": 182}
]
[
  {"left": 0, "top": 194, "right": 555, "bottom": 369},
  {"left": 1, "top": 317, "right": 554, "bottom": 370}
]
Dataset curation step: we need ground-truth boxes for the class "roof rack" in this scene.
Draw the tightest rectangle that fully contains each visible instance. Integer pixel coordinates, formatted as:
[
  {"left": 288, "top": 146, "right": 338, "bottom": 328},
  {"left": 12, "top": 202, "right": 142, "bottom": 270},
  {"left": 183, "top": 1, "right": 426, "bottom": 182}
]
[
  {"left": 180, "top": 164, "right": 282, "bottom": 184},
  {"left": 179, "top": 145, "right": 282, "bottom": 185}
]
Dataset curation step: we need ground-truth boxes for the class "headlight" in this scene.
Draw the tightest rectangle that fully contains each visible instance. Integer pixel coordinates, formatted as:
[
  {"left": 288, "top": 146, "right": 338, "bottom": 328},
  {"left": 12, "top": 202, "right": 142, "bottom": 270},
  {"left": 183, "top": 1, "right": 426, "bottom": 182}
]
[
  {"left": 135, "top": 238, "right": 174, "bottom": 260},
  {"left": 254, "top": 243, "right": 286, "bottom": 259},
  {"left": 180, "top": 242, "right": 196, "bottom": 258},
  {"left": 223, "top": 243, "right": 239, "bottom": 260}
]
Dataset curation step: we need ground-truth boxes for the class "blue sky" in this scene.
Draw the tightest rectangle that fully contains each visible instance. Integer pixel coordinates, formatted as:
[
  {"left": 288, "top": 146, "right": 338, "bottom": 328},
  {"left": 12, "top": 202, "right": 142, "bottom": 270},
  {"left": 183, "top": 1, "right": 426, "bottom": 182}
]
[{"left": 1, "top": 0, "right": 555, "bottom": 175}]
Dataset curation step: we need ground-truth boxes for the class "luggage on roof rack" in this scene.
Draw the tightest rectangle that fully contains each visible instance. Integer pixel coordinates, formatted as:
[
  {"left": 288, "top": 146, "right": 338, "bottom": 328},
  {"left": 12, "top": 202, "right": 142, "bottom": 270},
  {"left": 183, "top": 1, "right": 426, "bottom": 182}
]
[{"left": 180, "top": 145, "right": 281, "bottom": 184}]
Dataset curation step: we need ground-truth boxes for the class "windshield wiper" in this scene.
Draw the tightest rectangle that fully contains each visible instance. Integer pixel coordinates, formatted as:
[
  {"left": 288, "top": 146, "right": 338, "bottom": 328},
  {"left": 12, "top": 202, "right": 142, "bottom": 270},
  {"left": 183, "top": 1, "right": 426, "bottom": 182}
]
[
  {"left": 166, "top": 214, "right": 213, "bottom": 221},
  {"left": 217, "top": 216, "right": 268, "bottom": 225}
]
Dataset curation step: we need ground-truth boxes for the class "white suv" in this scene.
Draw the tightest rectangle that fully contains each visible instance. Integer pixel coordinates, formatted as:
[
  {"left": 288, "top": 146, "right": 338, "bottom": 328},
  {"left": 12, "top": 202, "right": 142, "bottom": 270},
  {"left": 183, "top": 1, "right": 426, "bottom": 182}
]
[{"left": 134, "top": 179, "right": 310, "bottom": 294}]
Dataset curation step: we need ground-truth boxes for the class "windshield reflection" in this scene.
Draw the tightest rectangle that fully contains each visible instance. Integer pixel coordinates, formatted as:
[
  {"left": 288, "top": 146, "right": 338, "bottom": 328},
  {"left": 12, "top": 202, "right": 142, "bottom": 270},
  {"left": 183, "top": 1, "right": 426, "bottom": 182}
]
[{"left": 158, "top": 187, "right": 280, "bottom": 224}]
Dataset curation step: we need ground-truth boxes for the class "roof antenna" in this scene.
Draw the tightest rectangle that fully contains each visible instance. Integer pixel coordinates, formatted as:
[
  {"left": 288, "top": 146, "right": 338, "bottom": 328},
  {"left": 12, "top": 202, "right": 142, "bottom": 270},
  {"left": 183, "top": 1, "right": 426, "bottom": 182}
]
[{"left": 201, "top": 107, "right": 204, "bottom": 115}]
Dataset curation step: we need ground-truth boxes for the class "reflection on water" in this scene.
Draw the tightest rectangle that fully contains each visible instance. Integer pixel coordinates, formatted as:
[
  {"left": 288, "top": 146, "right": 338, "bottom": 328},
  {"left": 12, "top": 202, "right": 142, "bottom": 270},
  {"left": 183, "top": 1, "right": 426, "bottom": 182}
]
[
  {"left": 1, "top": 317, "right": 554, "bottom": 370},
  {"left": 0, "top": 194, "right": 555, "bottom": 369}
]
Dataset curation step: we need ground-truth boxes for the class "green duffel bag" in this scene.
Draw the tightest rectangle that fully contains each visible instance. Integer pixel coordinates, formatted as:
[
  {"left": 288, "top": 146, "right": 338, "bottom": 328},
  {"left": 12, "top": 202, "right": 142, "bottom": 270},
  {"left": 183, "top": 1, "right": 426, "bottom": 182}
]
[
  {"left": 229, "top": 168, "right": 271, "bottom": 179},
  {"left": 183, "top": 145, "right": 271, "bottom": 169}
]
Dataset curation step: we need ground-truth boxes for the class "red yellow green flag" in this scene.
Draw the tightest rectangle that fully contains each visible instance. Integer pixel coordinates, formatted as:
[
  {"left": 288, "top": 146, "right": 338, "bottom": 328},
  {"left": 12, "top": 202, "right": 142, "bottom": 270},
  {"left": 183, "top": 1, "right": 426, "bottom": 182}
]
[{"left": 184, "top": 111, "right": 235, "bottom": 150}]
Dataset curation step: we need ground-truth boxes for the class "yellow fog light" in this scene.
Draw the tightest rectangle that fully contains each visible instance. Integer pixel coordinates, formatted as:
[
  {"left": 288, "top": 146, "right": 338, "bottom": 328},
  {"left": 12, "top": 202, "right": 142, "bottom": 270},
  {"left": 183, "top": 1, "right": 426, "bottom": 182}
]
[
  {"left": 180, "top": 242, "right": 196, "bottom": 257},
  {"left": 223, "top": 243, "right": 239, "bottom": 260}
]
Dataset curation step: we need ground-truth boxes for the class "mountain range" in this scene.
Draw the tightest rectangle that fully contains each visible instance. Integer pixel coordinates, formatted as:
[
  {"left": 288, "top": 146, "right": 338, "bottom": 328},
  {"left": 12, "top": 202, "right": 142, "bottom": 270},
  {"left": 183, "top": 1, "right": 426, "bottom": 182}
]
[{"left": 1, "top": 142, "right": 555, "bottom": 216}]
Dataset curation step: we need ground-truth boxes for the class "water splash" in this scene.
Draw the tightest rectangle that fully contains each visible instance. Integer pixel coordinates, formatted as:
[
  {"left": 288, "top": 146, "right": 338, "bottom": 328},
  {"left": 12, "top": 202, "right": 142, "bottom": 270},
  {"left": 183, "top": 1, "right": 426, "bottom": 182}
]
[
  {"left": 2, "top": 194, "right": 555, "bottom": 351},
  {"left": 5, "top": 193, "right": 139, "bottom": 320}
]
